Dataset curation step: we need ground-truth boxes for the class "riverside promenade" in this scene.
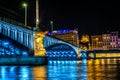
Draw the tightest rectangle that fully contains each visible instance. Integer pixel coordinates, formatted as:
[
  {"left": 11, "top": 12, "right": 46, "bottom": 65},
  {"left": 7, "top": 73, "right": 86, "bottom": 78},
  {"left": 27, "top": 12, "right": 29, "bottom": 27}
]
[{"left": 0, "top": 56, "right": 48, "bottom": 65}]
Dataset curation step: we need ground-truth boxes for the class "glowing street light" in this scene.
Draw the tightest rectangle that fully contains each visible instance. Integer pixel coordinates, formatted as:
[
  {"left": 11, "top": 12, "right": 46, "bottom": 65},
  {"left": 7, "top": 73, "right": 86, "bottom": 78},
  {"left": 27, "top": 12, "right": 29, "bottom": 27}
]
[
  {"left": 50, "top": 21, "right": 53, "bottom": 31},
  {"left": 22, "top": 2, "right": 28, "bottom": 26}
]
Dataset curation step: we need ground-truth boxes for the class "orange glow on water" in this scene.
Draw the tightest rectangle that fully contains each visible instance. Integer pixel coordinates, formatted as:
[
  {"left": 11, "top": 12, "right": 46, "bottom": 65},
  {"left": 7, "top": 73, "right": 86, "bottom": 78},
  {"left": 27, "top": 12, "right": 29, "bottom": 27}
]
[{"left": 32, "top": 66, "right": 47, "bottom": 80}]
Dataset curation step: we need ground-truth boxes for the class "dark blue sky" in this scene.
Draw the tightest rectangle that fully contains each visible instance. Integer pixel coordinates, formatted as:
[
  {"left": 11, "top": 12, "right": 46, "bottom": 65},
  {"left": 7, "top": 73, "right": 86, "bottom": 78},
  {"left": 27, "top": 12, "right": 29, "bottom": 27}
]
[{"left": 0, "top": 0, "right": 120, "bottom": 36}]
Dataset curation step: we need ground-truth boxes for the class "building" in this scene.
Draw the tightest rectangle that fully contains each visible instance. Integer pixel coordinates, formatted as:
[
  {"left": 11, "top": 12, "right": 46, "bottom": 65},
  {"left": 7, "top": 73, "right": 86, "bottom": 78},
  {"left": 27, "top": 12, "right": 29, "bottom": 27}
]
[
  {"left": 102, "top": 34, "right": 111, "bottom": 50},
  {"left": 47, "top": 29, "right": 79, "bottom": 47},
  {"left": 91, "top": 35, "right": 103, "bottom": 50},
  {"left": 91, "top": 31, "right": 120, "bottom": 50},
  {"left": 118, "top": 38, "right": 120, "bottom": 49},
  {"left": 80, "top": 35, "right": 90, "bottom": 50},
  {"left": 80, "top": 35, "right": 90, "bottom": 43},
  {"left": 110, "top": 31, "right": 119, "bottom": 50}
]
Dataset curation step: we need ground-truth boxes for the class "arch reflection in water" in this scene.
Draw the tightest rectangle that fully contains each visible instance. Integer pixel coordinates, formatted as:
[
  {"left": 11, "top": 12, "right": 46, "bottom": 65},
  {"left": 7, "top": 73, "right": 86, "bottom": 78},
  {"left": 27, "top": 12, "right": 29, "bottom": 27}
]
[
  {"left": 0, "top": 66, "right": 32, "bottom": 80},
  {"left": 48, "top": 60, "right": 87, "bottom": 80}
]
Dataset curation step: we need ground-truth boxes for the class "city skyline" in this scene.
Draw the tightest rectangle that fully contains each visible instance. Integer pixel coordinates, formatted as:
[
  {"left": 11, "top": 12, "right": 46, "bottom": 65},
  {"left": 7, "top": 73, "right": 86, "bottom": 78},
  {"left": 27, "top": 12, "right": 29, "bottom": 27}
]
[{"left": 0, "top": 0, "right": 120, "bottom": 35}]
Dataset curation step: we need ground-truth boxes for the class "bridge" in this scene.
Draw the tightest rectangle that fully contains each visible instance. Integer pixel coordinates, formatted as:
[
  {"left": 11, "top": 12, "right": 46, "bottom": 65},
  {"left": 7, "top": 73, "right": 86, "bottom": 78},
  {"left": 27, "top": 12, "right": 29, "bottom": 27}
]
[{"left": 0, "top": 17, "right": 83, "bottom": 59}]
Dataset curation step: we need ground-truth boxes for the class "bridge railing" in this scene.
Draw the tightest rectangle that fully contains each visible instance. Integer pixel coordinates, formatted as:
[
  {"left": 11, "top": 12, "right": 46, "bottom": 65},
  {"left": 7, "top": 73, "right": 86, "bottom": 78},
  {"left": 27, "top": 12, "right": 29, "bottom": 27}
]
[
  {"left": 0, "top": 17, "right": 34, "bottom": 50},
  {"left": 0, "top": 16, "right": 33, "bottom": 30}
]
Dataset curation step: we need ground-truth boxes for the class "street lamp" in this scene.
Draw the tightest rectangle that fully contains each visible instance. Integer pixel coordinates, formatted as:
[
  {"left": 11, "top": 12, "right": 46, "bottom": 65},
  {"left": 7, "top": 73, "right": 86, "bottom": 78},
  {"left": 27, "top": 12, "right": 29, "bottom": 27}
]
[
  {"left": 50, "top": 21, "right": 53, "bottom": 31},
  {"left": 22, "top": 2, "right": 27, "bottom": 26}
]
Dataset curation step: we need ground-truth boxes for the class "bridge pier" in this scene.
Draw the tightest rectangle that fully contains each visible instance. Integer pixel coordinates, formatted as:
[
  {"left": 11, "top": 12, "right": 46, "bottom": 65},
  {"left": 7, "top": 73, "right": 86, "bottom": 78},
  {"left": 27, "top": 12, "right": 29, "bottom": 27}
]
[
  {"left": 81, "top": 50, "right": 88, "bottom": 59},
  {"left": 34, "top": 32, "right": 46, "bottom": 56}
]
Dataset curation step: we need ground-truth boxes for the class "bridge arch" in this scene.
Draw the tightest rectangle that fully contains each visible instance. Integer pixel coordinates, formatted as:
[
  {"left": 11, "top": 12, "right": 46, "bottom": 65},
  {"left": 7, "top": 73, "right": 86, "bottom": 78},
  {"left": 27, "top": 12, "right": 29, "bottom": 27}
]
[
  {"left": 45, "top": 43, "right": 77, "bottom": 58},
  {"left": 43, "top": 35, "right": 79, "bottom": 56}
]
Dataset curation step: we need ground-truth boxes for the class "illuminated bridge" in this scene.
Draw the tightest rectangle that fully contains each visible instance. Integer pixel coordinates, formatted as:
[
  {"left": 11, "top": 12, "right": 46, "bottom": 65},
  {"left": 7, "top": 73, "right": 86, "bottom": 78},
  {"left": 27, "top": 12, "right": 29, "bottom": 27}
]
[
  {"left": 0, "top": 18, "right": 83, "bottom": 59},
  {"left": 43, "top": 35, "right": 79, "bottom": 58}
]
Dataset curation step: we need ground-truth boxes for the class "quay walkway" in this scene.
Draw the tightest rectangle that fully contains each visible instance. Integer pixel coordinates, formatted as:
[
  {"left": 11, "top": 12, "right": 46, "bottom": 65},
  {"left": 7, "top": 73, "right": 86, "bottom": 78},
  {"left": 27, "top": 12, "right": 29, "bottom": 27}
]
[{"left": 0, "top": 56, "right": 48, "bottom": 65}]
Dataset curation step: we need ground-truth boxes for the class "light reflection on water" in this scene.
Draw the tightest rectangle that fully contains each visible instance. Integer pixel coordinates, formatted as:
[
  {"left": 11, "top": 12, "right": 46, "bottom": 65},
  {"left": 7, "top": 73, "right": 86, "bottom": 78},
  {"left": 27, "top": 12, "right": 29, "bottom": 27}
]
[
  {"left": 87, "top": 59, "right": 120, "bottom": 80},
  {"left": 1, "top": 59, "right": 120, "bottom": 80},
  {"left": 47, "top": 60, "right": 87, "bottom": 80},
  {"left": 0, "top": 66, "right": 33, "bottom": 80}
]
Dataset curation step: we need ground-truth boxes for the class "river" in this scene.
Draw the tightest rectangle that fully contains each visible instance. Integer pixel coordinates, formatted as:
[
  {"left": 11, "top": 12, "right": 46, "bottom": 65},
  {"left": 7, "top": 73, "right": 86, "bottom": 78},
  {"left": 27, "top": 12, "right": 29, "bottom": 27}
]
[{"left": 0, "top": 58, "right": 120, "bottom": 80}]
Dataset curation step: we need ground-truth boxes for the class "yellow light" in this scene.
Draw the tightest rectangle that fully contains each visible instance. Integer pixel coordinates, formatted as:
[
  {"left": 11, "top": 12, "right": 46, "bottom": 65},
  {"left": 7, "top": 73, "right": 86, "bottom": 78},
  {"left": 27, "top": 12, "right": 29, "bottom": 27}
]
[
  {"left": 81, "top": 35, "right": 89, "bottom": 43},
  {"left": 34, "top": 32, "right": 46, "bottom": 56},
  {"left": 36, "top": 38, "right": 42, "bottom": 43},
  {"left": 22, "top": 2, "right": 27, "bottom": 8},
  {"left": 33, "top": 66, "right": 46, "bottom": 80},
  {"left": 95, "top": 38, "right": 98, "bottom": 41}
]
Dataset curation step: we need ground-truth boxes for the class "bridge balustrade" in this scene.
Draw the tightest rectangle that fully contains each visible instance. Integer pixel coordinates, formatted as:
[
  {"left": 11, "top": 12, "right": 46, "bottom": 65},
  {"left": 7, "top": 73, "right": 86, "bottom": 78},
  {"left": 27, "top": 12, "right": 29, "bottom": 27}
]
[{"left": 0, "top": 20, "right": 34, "bottom": 50}]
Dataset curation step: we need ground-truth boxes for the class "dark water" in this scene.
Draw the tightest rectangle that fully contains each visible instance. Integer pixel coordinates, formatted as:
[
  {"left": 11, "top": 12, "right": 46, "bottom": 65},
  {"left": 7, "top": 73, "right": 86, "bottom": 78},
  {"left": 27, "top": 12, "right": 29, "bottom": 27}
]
[{"left": 1, "top": 59, "right": 120, "bottom": 80}]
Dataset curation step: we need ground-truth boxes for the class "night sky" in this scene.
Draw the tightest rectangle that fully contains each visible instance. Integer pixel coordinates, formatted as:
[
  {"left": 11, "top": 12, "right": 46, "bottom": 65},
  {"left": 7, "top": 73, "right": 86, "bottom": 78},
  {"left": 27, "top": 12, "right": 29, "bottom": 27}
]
[{"left": 0, "top": 0, "right": 120, "bottom": 36}]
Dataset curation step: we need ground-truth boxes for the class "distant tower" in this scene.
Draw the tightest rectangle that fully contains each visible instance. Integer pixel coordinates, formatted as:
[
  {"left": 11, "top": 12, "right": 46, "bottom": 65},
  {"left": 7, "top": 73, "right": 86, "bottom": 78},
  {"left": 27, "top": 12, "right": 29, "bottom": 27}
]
[{"left": 36, "top": 0, "right": 39, "bottom": 29}]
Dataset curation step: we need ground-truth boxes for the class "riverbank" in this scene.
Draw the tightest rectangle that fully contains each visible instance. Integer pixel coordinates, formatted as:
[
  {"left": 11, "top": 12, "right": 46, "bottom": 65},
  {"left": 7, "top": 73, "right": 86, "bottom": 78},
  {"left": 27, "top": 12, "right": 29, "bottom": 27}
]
[{"left": 0, "top": 56, "right": 48, "bottom": 65}]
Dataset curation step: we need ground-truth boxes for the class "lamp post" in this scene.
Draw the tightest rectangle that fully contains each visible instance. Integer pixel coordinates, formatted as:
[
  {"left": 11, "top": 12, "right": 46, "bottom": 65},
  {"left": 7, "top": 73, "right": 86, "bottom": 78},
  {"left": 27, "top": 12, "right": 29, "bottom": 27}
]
[
  {"left": 22, "top": 2, "right": 27, "bottom": 26},
  {"left": 36, "top": 0, "right": 39, "bottom": 29},
  {"left": 50, "top": 21, "right": 53, "bottom": 31}
]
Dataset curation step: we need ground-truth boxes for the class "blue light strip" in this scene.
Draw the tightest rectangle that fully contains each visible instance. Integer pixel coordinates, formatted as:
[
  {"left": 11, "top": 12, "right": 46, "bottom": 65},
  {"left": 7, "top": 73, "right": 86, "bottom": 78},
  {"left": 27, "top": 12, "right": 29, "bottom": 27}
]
[
  {"left": 46, "top": 45, "right": 77, "bottom": 58},
  {"left": 48, "top": 29, "right": 71, "bottom": 35},
  {"left": 0, "top": 39, "right": 29, "bottom": 57},
  {"left": 0, "top": 21, "right": 34, "bottom": 50}
]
